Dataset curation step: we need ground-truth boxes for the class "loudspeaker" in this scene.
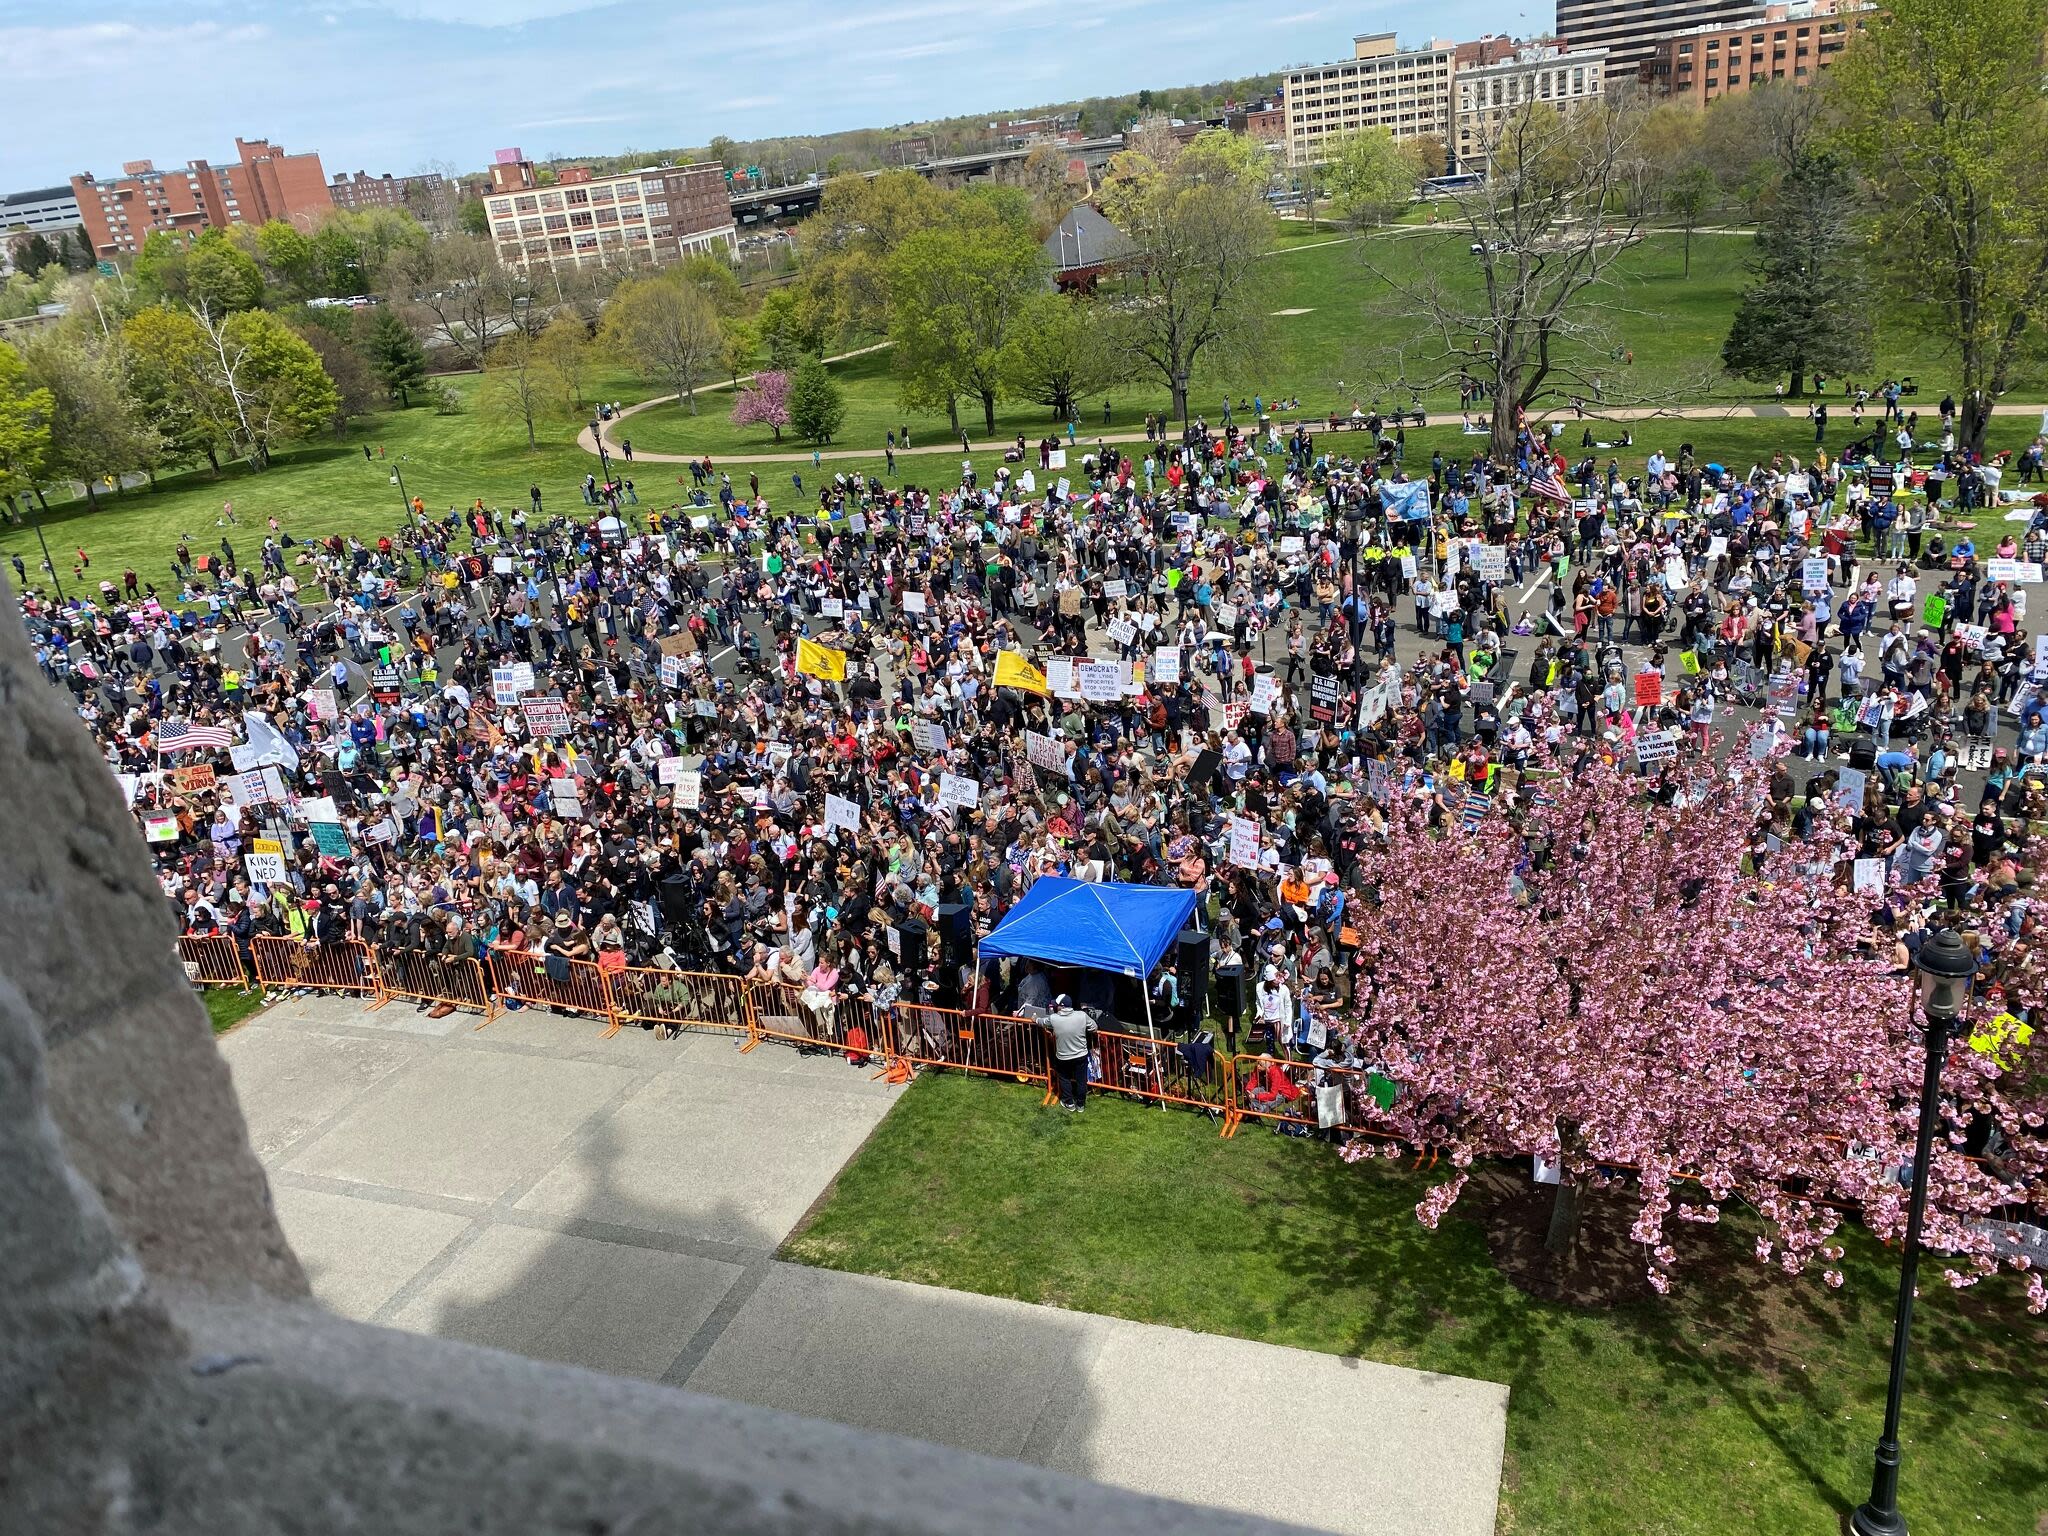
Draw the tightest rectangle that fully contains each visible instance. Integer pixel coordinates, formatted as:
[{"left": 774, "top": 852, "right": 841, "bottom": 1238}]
[
  {"left": 893, "top": 917, "right": 927, "bottom": 974},
  {"left": 1175, "top": 927, "right": 1210, "bottom": 1023},
  {"left": 1212, "top": 963, "right": 1246, "bottom": 1022},
  {"left": 658, "top": 874, "right": 696, "bottom": 927},
  {"left": 932, "top": 903, "right": 974, "bottom": 968}
]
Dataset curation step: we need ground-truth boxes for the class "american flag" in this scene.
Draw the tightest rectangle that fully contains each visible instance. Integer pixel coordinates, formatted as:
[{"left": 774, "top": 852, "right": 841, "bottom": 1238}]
[
  {"left": 1460, "top": 791, "right": 1494, "bottom": 829},
  {"left": 1527, "top": 465, "right": 1572, "bottom": 505},
  {"left": 157, "top": 720, "right": 233, "bottom": 753}
]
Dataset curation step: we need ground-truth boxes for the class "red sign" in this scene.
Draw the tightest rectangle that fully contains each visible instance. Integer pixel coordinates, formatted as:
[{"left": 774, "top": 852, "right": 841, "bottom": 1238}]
[{"left": 1633, "top": 672, "right": 1664, "bottom": 708}]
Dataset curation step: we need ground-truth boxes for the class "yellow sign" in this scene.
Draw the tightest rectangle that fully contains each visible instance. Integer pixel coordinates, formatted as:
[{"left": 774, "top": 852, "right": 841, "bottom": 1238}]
[
  {"left": 253, "top": 838, "right": 283, "bottom": 857},
  {"left": 992, "top": 650, "right": 1048, "bottom": 695},
  {"left": 795, "top": 637, "right": 847, "bottom": 682}
]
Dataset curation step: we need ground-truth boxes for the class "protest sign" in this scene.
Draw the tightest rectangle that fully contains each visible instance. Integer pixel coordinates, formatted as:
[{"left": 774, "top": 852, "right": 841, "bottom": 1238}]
[
  {"left": 1228, "top": 816, "right": 1261, "bottom": 869},
  {"left": 1075, "top": 661, "right": 1121, "bottom": 702},
  {"left": 1836, "top": 765, "right": 1868, "bottom": 812},
  {"left": 938, "top": 772, "right": 981, "bottom": 811},
  {"left": 1024, "top": 730, "right": 1067, "bottom": 773},
  {"left": 1249, "top": 672, "right": 1276, "bottom": 715},
  {"left": 143, "top": 813, "right": 179, "bottom": 844},
  {"left": 1310, "top": 673, "right": 1342, "bottom": 724},
  {"left": 901, "top": 591, "right": 927, "bottom": 614},
  {"left": 1214, "top": 601, "right": 1239, "bottom": 629},
  {"left": 1045, "top": 656, "right": 1077, "bottom": 698},
  {"left": 307, "top": 687, "right": 339, "bottom": 722},
  {"left": 674, "top": 769, "right": 701, "bottom": 810},
  {"left": 1633, "top": 672, "right": 1664, "bottom": 708},
  {"left": 1635, "top": 730, "right": 1679, "bottom": 765},
  {"left": 657, "top": 756, "right": 691, "bottom": 785},
  {"left": 1853, "top": 858, "right": 1886, "bottom": 895},
  {"left": 521, "top": 696, "right": 573, "bottom": 737},
  {"left": 1152, "top": 646, "right": 1181, "bottom": 685},
  {"left": 1103, "top": 578, "right": 1128, "bottom": 600},
  {"left": 308, "top": 822, "right": 351, "bottom": 858},
  {"left": 1106, "top": 618, "right": 1137, "bottom": 647},
  {"left": 245, "top": 838, "right": 289, "bottom": 884},
  {"left": 824, "top": 793, "right": 862, "bottom": 835}
]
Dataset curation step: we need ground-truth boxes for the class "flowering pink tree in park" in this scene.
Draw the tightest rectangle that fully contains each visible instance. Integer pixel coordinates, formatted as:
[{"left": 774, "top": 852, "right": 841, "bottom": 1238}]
[
  {"left": 1346, "top": 744, "right": 2047, "bottom": 1305},
  {"left": 731, "top": 370, "right": 790, "bottom": 443}
]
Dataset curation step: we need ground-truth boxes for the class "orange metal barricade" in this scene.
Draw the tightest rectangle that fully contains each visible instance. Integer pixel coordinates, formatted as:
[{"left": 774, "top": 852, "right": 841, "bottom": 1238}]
[
  {"left": 1089, "top": 1028, "right": 1233, "bottom": 1120},
  {"left": 179, "top": 934, "right": 248, "bottom": 987},
  {"left": 742, "top": 980, "right": 879, "bottom": 1063},
  {"left": 606, "top": 966, "right": 750, "bottom": 1040},
  {"left": 487, "top": 946, "right": 618, "bottom": 1031},
  {"left": 251, "top": 935, "right": 379, "bottom": 997},
  {"left": 373, "top": 947, "right": 498, "bottom": 1023},
  {"left": 887, "top": 1001, "right": 1052, "bottom": 1093},
  {"left": 1223, "top": 1055, "right": 1405, "bottom": 1142}
]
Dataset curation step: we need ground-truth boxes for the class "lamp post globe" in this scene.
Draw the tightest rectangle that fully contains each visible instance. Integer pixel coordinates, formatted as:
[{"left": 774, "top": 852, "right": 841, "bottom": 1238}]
[{"left": 1849, "top": 926, "right": 1974, "bottom": 1536}]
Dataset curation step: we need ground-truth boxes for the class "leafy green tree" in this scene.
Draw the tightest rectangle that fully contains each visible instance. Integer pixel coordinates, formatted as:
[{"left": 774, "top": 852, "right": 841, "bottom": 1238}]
[
  {"left": 457, "top": 198, "right": 490, "bottom": 238},
  {"left": 358, "top": 308, "right": 429, "bottom": 407},
  {"left": 1830, "top": 0, "right": 2048, "bottom": 449},
  {"left": 132, "top": 231, "right": 193, "bottom": 306},
  {"left": 1721, "top": 153, "right": 1872, "bottom": 398},
  {"left": 1109, "top": 129, "right": 1273, "bottom": 425},
  {"left": 295, "top": 323, "right": 379, "bottom": 434},
  {"left": 1322, "top": 128, "right": 1421, "bottom": 229},
  {"left": 755, "top": 284, "right": 831, "bottom": 371},
  {"left": 8, "top": 233, "right": 60, "bottom": 278},
  {"left": 1663, "top": 162, "right": 1717, "bottom": 277},
  {"left": 482, "top": 333, "right": 548, "bottom": 449},
  {"left": 535, "top": 313, "right": 592, "bottom": 413},
  {"left": 254, "top": 222, "right": 320, "bottom": 301},
  {"left": 1001, "top": 291, "right": 1123, "bottom": 422},
  {"left": 188, "top": 232, "right": 265, "bottom": 314},
  {"left": 0, "top": 340, "right": 55, "bottom": 518},
  {"left": 788, "top": 355, "right": 845, "bottom": 445},
  {"left": 122, "top": 305, "right": 236, "bottom": 472},
  {"left": 679, "top": 252, "right": 746, "bottom": 318},
  {"left": 601, "top": 271, "right": 723, "bottom": 415},
  {"left": 888, "top": 219, "right": 1046, "bottom": 435},
  {"left": 187, "top": 307, "right": 340, "bottom": 468},
  {"left": 19, "top": 332, "right": 158, "bottom": 508}
]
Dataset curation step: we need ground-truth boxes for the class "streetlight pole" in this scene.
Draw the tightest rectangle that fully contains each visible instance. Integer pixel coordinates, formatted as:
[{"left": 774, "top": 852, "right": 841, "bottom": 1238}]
[
  {"left": 27, "top": 497, "right": 64, "bottom": 601},
  {"left": 391, "top": 461, "right": 414, "bottom": 524},
  {"left": 590, "top": 417, "right": 618, "bottom": 507},
  {"left": 1849, "top": 927, "right": 1974, "bottom": 1536}
]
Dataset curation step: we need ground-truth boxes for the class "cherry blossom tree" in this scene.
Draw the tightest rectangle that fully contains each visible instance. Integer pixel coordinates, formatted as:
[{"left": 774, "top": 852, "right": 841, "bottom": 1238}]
[
  {"left": 730, "top": 369, "right": 790, "bottom": 443},
  {"left": 1344, "top": 741, "right": 2047, "bottom": 1304}
]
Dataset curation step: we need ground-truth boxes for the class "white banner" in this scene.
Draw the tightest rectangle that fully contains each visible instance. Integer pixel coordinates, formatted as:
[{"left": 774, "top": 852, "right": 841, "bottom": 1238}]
[
  {"left": 1075, "top": 661, "right": 1121, "bottom": 702},
  {"left": 938, "top": 772, "right": 981, "bottom": 810},
  {"left": 824, "top": 793, "right": 862, "bottom": 835},
  {"left": 1152, "top": 646, "right": 1181, "bottom": 685}
]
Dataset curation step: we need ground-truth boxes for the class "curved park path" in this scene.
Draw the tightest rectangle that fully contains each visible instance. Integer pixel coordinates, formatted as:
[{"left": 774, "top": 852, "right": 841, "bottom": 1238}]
[{"left": 583, "top": 392, "right": 2048, "bottom": 469}]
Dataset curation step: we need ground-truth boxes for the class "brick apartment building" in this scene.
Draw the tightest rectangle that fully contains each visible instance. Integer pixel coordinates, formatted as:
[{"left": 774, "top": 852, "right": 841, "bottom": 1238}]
[
  {"left": 481, "top": 150, "right": 736, "bottom": 272},
  {"left": 71, "top": 137, "right": 331, "bottom": 260},
  {"left": 1639, "top": 0, "right": 1873, "bottom": 103},
  {"left": 327, "top": 169, "right": 447, "bottom": 212}
]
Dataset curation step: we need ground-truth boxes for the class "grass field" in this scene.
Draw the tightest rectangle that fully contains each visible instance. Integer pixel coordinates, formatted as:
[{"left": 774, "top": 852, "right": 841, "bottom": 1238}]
[
  {"left": 4, "top": 218, "right": 2037, "bottom": 594},
  {"left": 202, "top": 987, "right": 265, "bottom": 1036},
  {"left": 784, "top": 1073, "right": 2047, "bottom": 1536}
]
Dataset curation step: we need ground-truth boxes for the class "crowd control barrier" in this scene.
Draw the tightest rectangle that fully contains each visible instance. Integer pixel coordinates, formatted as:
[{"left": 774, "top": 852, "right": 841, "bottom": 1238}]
[
  {"left": 374, "top": 948, "right": 499, "bottom": 1023},
  {"left": 179, "top": 934, "right": 248, "bottom": 988},
  {"left": 251, "top": 935, "right": 380, "bottom": 997},
  {"left": 488, "top": 946, "right": 617, "bottom": 1031},
  {"left": 606, "top": 966, "right": 749, "bottom": 1039},
  {"left": 1091, "top": 1028, "right": 1234, "bottom": 1118},
  {"left": 887, "top": 1001, "right": 1052, "bottom": 1095},
  {"left": 742, "top": 979, "right": 880, "bottom": 1064},
  {"left": 1224, "top": 1054, "right": 1405, "bottom": 1143}
]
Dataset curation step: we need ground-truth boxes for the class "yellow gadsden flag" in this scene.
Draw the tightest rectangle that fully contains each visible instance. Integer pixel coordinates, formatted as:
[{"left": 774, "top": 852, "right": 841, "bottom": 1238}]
[
  {"left": 795, "top": 637, "right": 847, "bottom": 682},
  {"left": 993, "top": 649, "right": 1049, "bottom": 695}
]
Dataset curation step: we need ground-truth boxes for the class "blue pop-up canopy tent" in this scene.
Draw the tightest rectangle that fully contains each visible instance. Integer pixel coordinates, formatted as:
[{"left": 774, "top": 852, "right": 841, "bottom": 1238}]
[{"left": 978, "top": 877, "right": 1198, "bottom": 1042}]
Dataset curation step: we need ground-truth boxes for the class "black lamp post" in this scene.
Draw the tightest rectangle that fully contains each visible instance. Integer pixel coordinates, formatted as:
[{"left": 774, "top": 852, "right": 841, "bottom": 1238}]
[
  {"left": 1342, "top": 502, "right": 1370, "bottom": 681},
  {"left": 591, "top": 417, "right": 618, "bottom": 506},
  {"left": 1849, "top": 926, "right": 1974, "bottom": 1536}
]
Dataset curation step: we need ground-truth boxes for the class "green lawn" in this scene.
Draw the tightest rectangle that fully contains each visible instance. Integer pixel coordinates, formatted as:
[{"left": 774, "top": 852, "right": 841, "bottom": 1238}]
[
  {"left": 201, "top": 986, "right": 266, "bottom": 1036},
  {"left": 6, "top": 217, "right": 2038, "bottom": 596},
  {"left": 785, "top": 1073, "right": 2047, "bottom": 1536}
]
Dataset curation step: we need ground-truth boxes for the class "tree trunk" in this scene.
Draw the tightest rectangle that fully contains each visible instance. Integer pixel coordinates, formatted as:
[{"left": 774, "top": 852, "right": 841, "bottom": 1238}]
[
  {"left": 1682, "top": 226, "right": 1692, "bottom": 278},
  {"left": 525, "top": 417, "right": 537, "bottom": 449},
  {"left": 981, "top": 390, "right": 997, "bottom": 436},
  {"left": 1963, "top": 391, "right": 1993, "bottom": 456},
  {"left": 1170, "top": 379, "right": 1188, "bottom": 428},
  {"left": 1787, "top": 371, "right": 1805, "bottom": 400},
  {"left": 398, "top": 386, "right": 410, "bottom": 408},
  {"left": 946, "top": 396, "right": 960, "bottom": 434},
  {"left": 685, "top": 380, "right": 698, "bottom": 415},
  {"left": 1543, "top": 1175, "right": 1582, "bottom": 1259},
  {"left": 1489, "top": 406, "right": 1517, "bottom": 467},
  {"left": 204, "top": 446, "right": 221, "bottom": 475}
]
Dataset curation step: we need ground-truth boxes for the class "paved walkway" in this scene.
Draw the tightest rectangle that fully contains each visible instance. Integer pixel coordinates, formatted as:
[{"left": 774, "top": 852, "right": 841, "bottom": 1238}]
[
  {"left": 219, "top": 995, "right": 1507, "bottom": 1536},
  {"left": 582, "top": 394, "right": 2048, "bottom": 470}
]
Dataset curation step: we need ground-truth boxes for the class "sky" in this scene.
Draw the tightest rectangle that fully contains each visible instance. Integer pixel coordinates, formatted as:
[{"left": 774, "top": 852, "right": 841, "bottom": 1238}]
[{"left": 3, "top": 0, "right": 1526, "bottom": 191}]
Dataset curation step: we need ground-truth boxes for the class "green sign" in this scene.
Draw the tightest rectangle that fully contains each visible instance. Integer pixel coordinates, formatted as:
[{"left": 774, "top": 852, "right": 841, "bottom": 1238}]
[
  {"left": 748, "top": 166, "right": 761, "bottom": 179},
  {"left": 308, "top": 821, "right": 351, "bottom": 858},
  {"left": 1922, "top": 593, "right": 1948, "bottom": 627},
  {"left": 96, "top": 261, "right": 116, "bottom": 277}
]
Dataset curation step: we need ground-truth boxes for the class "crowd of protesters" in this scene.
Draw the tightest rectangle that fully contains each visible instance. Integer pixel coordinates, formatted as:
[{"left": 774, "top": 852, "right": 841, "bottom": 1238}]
[{"left": 9, "top": 388, "right": 2048, "bottom": 1111}]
